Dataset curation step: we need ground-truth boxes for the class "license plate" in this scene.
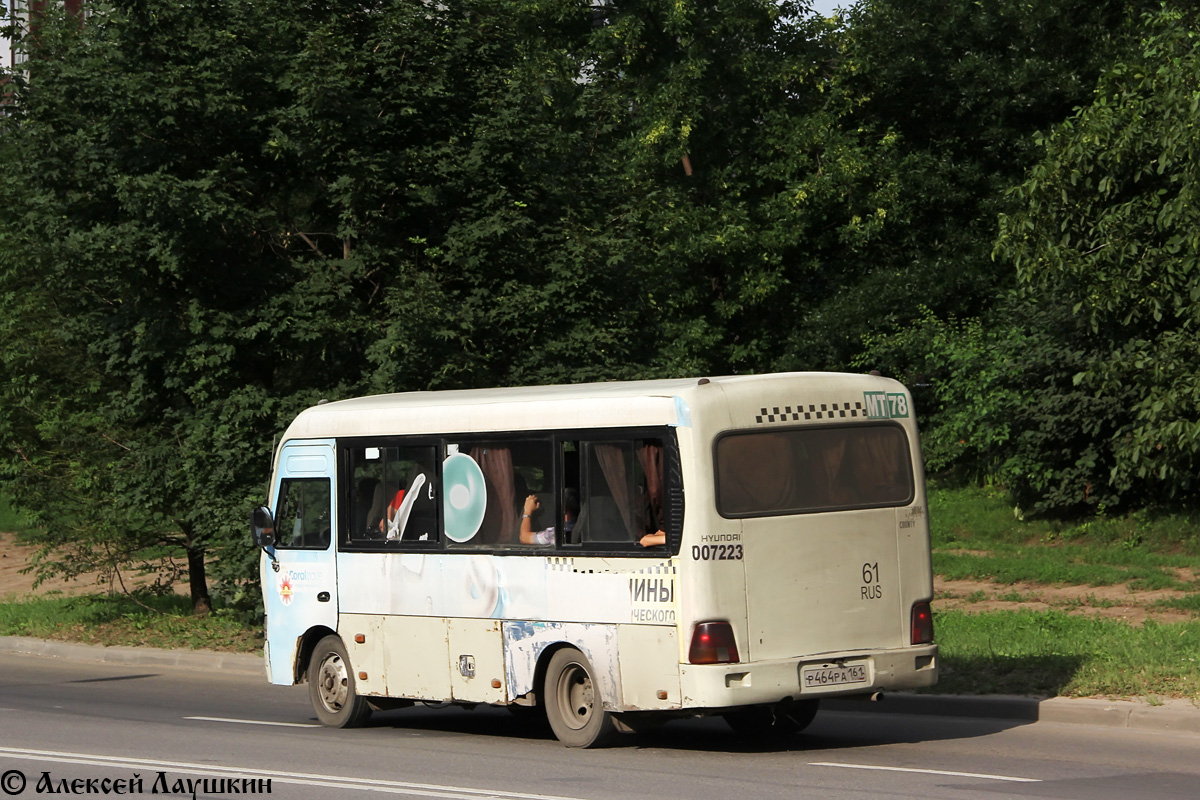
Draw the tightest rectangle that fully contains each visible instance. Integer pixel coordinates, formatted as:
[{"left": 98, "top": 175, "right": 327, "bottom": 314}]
[{"left": 802, "top": 663, "right": 868, "bottom": 688}]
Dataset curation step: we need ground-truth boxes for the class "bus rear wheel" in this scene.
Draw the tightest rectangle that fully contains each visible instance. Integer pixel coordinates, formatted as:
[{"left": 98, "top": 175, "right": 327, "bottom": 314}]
[
  {"left": 724, "top": 699, "right": 819, "bottom": 739},
  {"left": 308, "top": 635, "right": 372, "bottom": 728},
  {"left": 543, "top": 648, "right": 617, "bottom": 747}
]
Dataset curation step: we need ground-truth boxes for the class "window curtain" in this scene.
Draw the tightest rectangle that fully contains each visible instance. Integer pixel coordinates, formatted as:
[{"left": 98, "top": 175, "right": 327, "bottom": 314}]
[
  {"left": 636, "top": 442, "right": 664, "bottom": 533},
  {"left": 594, "top": 444, "right": 635, "bottom": 539},
  {"left": 470, "top": 446, "right": 515, "bottom": 544}
]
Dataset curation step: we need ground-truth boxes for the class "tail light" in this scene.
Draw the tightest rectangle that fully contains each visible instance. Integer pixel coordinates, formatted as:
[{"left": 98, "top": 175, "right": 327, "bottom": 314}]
[
  {"left": 911, "top": 601, "right": 934, "bottom": 644},
  {"left": 689, "top": 621, "right": 740, "bottom": 664}
]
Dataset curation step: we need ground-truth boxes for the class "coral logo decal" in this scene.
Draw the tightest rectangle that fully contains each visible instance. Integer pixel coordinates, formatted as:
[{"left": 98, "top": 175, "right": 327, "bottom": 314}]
[{"left": 278, "top": 574, "right": 295, "bottom": 606}]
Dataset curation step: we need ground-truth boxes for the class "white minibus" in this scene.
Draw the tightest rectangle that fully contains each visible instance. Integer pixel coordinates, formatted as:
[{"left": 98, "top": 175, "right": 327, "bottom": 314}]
[{"left": 251, "top": 372, "right": 937, "bottom": 746}]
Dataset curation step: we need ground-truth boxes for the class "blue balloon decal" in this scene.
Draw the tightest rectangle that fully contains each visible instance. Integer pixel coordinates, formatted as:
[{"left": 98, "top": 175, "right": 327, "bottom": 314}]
[{"left": 442, "top": 453, "right": 487, "bottom": 542}]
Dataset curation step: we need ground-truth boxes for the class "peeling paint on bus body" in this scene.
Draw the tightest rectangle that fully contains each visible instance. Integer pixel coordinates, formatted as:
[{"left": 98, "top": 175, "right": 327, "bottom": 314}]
[{"left": 503, "top": 621, "right": 622, "bottom": 710}]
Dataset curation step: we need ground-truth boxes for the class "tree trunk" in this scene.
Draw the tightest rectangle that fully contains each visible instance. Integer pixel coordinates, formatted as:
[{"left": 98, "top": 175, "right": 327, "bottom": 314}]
[{"left": 181, "top": 524, "right": 212, "bottom": 616}]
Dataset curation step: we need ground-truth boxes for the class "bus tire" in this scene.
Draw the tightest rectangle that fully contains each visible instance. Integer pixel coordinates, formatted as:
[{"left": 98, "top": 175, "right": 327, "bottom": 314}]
[
  {"left": 308, "top": 635, "right": 372, "bottom": 728},
  {"left": 724, "top": 699, "right": 819, "bottom": 738},
  {"left": 543, "top": 648, "right": 617, "bottom": 748}
]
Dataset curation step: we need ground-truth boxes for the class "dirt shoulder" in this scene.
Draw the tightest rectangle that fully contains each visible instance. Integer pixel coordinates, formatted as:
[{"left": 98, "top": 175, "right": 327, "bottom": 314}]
[
  {"left": 935, "top": 574, "right": 1198, "bottom": 626},
  {"left": 0, "top": 531, "right": 122, "bottom": 598}
]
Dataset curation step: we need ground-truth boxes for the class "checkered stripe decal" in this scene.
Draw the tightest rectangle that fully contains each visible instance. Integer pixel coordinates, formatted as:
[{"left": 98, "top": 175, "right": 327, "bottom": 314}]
[
  {"left": 755, "top": 401, "right": 863, "bottom": 423},
  {"left": 547, "top": 557, "right": 677, "bottom": 575}
]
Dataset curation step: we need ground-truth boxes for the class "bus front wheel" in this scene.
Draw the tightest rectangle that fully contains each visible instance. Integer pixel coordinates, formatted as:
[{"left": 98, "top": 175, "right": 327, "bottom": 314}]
[
  {"left": 543, "top": 648, "right": 617, "bottom": 747},
  {"left": 724, "top": 699, "right": 819, "bottom": 739},
  {"left": 307, "top": 635, "right": 372, "bottom": 728}
]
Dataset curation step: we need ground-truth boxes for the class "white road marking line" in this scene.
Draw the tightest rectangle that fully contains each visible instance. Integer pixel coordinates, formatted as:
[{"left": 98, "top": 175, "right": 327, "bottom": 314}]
[
  {"left": 184, "top": 715, "right": 320, "bottom": 728},
  {"left": 0, "top": 747, "right": 588, "bottom": 800},
  {"left": 809, "top": 761, "right": 1042, "bottom": 783}
]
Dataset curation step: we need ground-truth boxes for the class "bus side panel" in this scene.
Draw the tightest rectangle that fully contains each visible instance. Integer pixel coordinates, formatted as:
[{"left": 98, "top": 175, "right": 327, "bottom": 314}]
[
  {"left": 448, "top": 618, "right": 507, "bottom": 703},
  {"left": 674, "top": 524, "right": 751, "bottom": 667},
  {"left": 381, "top": 616, "right": 452, "bottom": 701},
  {"left": 503, "top": 621, "right": 621, "bottom": 710},
  {"left": 896, "top": 491, "right": 935, "bottom": 609},
  {"left": 339, "top": 613, "right": 388, "bottom": 697},
  {"left": 340, "top": 550, "right": 679, "bottom": 628},
  {"left": 617, "top": 625, "right": 680, "bottom": 710}
]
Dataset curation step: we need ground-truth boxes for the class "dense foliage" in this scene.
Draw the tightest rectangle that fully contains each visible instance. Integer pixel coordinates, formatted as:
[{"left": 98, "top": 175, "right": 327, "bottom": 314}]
[
  {"left": 1, "top": 0, "right": 1196, "bottom": 608},
  {"left": 996, "top": 7, "right": 1200, "bottom": 511}
]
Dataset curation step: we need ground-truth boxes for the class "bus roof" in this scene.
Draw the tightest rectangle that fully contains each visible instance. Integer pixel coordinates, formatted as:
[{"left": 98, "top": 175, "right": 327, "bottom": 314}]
[{"left": 280, "top": 371, "right": 904, "bottom": 441}]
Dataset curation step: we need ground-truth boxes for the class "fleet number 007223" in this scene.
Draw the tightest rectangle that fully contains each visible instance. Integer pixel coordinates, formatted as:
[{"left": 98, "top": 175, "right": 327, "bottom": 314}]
[{"left": 691, "top": 544, "right": 743, "bottom": 560}]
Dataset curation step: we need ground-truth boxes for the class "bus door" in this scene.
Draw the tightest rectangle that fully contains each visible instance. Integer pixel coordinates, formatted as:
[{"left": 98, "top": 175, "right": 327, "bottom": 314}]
[{"left": 263, "top": 440, "right": 339, "bottom": 683}]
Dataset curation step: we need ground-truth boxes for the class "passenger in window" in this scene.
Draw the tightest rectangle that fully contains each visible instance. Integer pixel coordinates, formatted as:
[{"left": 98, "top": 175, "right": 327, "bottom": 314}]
[
  {"left": 512, "top": 473, "right": 530, "bottom": 540},
  {"left": 386, "top": 457, "right": 437, "bottom": 541},
  {"left": 637, "top": 443, "right": 666, "bottom": 547},
  {"left": 520, "top": 489, "right": 579, "bottom": 545},
  {"left": 638, "top": 530, "right": 666, "bottom": 547},
  {"left": 382, "top": 479, "right": 408, "bottom": 535},
  {"left": 381, "top": 461, "right": 419, "bottom": 536}
]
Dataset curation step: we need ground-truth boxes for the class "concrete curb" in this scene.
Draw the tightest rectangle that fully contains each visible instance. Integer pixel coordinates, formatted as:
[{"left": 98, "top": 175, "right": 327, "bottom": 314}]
[
  {"left": 825, "top": 692, "right": 1200, "bottom": 735},
  {"left": 3, "top": 636, "right": 1197, "bottom": 735},
  {"left": 0, "top": 636, "right": 264, "bottom": 676}
]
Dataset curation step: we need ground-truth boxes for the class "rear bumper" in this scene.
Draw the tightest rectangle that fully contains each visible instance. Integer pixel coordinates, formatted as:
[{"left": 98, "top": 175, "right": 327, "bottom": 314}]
[{"left": 677, "top": 644, "right": 938, "bottom": 710}]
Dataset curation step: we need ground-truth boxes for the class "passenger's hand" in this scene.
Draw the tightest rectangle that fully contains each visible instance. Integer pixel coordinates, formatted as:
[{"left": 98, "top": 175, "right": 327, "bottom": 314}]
[
  {"left": 639, "top": 530, "right": 666, "bottom": 547},
  {"left": 523, "top": 494, "right": 540, "bottom": 516}
]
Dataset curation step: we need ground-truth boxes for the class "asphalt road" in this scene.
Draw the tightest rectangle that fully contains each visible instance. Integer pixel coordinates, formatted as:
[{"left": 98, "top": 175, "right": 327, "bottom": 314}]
[{"left": 1, "top": 653, "right": 1198, "bottom": 800}]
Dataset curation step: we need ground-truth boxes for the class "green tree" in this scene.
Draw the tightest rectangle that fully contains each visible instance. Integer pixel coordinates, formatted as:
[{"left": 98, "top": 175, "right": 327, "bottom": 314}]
[
  {"left": 0, "top": 0, "right": 691, "bottom": 604},
  {"left": 277, "top": 0, "right": 887, "bottom": 384},
  {"left": 553, "top": 0, "right": 897, "bottom": 376},
  {"left": 996, "top": 5, "right": 1200, "bottom": 507},
  {"left": 270, "top": 0, "right": 667, "bottom": 392},
  {"left": 822, "top": 0, "right": 1157, "bottom": 371},
  {"left": 0, "top": 1, "right": 364, "bottom": 611}
]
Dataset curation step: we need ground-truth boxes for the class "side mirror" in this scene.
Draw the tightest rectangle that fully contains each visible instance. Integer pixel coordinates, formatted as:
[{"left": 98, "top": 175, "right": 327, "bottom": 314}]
[{"left": 251, "top": 505, "right": 276, "bottom": 549}]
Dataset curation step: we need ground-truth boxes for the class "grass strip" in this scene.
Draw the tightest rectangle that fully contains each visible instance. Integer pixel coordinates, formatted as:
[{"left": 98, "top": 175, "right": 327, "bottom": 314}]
[
  {"left": 931, "top": 484, "right": 1200, "bottom": 555},
  {"left": 0, "top": 594, "right": 261, "bottom": 653},
  {"left": 934, "top": 609, "right": 1200, "bottom": 701},
  {"left": 932, "top": 550, "right": 1192, "bottom": 590},
  {"left": 930, "top": 483, "right": 1200, "bottom": 591}
]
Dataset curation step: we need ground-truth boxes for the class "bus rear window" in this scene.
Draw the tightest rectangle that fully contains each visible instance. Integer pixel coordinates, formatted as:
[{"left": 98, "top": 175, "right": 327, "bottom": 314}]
[{"left": 715, "top": 425, "right": 914, "bottom": 517}]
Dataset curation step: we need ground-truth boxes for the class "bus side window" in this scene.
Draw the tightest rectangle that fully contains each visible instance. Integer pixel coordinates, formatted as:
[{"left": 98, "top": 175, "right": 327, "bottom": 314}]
[
  {"left": 576, "top": 438, "right": 664, "bottom": 547},
  {"left": 386, "top": 446, "right": 440, "bottom": 543},
  {"left": 348, "top": 446, "right": 387, "bottom": 542},
  {"left": 453, "top": 439, "right": 554, "bottom": 546},
  {"left": 275, "top": 478, "right": 331, "bottom": 550},
  {"left": 346, "top": 445, "right": 440, "bottom": 544}
]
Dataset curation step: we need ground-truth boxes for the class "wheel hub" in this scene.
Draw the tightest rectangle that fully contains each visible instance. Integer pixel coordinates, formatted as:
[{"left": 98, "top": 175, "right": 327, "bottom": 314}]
[
  {"left": 316, "top": 653, "right": 348, "bottom": 712},
  {"left": 558, "top": 663, "right": 594, "bottom": 731}
]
